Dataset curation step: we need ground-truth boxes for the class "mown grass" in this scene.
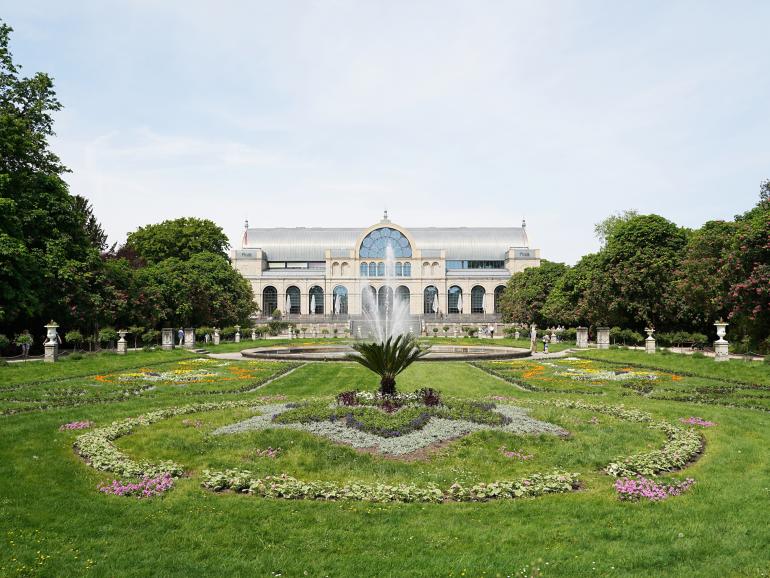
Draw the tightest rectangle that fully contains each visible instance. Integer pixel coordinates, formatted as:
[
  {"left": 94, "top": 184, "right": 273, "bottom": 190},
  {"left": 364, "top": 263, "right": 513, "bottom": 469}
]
[{"left": 1, "top": 351, "right": 769, "bottom": 577}]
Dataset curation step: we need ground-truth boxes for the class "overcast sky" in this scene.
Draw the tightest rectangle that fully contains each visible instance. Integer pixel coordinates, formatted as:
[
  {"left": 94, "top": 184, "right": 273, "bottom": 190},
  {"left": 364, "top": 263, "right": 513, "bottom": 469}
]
[{"left": 4, "top": 1, "right": 769, "bottom": 263}]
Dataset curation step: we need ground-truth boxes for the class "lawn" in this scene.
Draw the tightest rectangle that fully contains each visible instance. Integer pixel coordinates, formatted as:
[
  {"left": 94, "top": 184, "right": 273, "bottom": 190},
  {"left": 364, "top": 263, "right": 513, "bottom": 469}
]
[{"left": 1, "top": 349, "right": 769, "bottom": 577}]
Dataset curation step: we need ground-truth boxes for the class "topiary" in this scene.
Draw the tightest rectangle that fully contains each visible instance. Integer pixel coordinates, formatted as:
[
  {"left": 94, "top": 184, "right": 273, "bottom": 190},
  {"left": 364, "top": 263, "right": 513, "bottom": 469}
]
[{"left": 65, "top": 330, "right": 84, "bottom": 349}]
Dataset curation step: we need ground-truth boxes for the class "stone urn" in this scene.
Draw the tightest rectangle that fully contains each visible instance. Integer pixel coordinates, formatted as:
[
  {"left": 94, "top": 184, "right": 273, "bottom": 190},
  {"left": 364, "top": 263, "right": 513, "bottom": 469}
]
[
  {"left": 117, "top": 330, "right": 128, "bottom": 355},
  {"left": 714, "top": 320, "right": 729, "bottom": 362},
  {"left": 644, "top": 327, "right": 656, "bottom": 354},
  {"left": 44, "top": 321, "right": 60, "bottom": 362},
  {"left": 251, "top": 328, "right": 256, "bottom": 341},
  {"left": 213, "top": 328, "right": 221, "bottom": 346},
  {"left": 234, "top": 325, "right": 241, "bottom": 343}
]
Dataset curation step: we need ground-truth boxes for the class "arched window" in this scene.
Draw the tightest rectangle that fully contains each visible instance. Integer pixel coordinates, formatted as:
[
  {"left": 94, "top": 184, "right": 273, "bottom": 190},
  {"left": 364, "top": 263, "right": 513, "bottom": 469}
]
[
  {"left": 395, "top": 262, "right": 403, "bottom": 277},
  {"left": 448, "top": 286, "right": 462, "bottom": 314},
  {"left": 376, "top": 262, "right": 385, "bottom": 277},
  {"left": 359, "top": 227, "right": 412, "bottom": 258},
  {"left": 494, "top": 285, "right": 505, "bottom": 313},
  {"left": 262, "top": 286, "right": 278, "bottom": 316},
  {"left": 286, "top": 286, "right": 300, "bottom": 315},
  {"left": 332, "top": 286, "right": 348, "bottom": 315},
  {"left": 362, "top": 285, "right": 377, "bottom": 314},
  {"left": 368, "top": 262, "right": 377, "bottom": 277},
  {"left": 403, "top": 262, "right": 411, "bottom": 277},
  {"left": 360, "top": 262, "right": 368, "bottom": 277},
  {"left": 471, "top": 286, "right": 486, "bottom": 314},
  {"left": 378, "top": 286, "right": 393, "bottom": 314},
  {"left": 309, "top": 286, "right": 324, "bottom": 315},
  {"left": 424, "top": 286, "right": 438, "bottom": 314},
  {"left": 396, "top": 286, "right": 410, "bottom": 308}
]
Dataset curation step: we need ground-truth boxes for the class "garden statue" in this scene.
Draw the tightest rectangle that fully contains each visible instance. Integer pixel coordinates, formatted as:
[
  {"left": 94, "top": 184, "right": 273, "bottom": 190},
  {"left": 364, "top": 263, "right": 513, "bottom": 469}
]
[
  {"left": 530, "top": 324, "right": 537, "bottom": 354},
  {"left": 645, "top": 327, "right": 656, "bottom": 354},
  {"left": 714, "top": 320, "right": 729, "bottom": 362},
  {"left": 117, "top": 330, "right": 128, "bottom": 355},
  {"left": 235, "top": 325, "right": 241, "bottom": 343},
  {"left": 44, "top": 321, "right": 60, "bottom": 362}
]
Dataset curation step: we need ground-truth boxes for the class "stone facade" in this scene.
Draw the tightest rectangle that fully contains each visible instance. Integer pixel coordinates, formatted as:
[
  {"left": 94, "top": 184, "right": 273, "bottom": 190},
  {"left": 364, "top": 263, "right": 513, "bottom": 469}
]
[{"left": 232, "top": 216, "right": 540, "bottom": 321}]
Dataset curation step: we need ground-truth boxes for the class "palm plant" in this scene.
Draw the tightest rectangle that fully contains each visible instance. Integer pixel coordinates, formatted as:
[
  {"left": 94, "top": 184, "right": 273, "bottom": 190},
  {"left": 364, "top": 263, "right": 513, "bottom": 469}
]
[{"left": 346, "top": 334, "right": 429, "bottom": 395}]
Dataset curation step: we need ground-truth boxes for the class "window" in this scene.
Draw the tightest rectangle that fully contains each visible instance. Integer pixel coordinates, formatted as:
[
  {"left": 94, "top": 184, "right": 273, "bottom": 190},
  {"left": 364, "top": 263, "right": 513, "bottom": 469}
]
[
  {"left": 424, "top": 286, "right": 438, "bottom": 314},
  {"left": 448, "top": 286, "right": 462, "bottom": 314},
  {"left": 378, "top": 286, "right": 393, "bottom": 314},
  {"left": 446, "top": 260, "right": 505, "bottom": 270},
  {"left": 285, "top": 286, "right": 300, "bottom": 315},
  {"left": 403, "top": 262, "right": 411, "bottom": 277},
  {"left": 396, "top": 286, "right": 410, "bottom": 308},
  {"left": 362, "top": 285, "right": 377, "bottom": 313},
  {"left": 262, "top": 286, "right": 278, "bottom": 316},
  {"left": 309, "top": 286, "right": 324, "bottom": 315},
  {"left": 359, "top": 227, "right": 412, "bottom": 258},
  {"left": 471, "top": 286, "right": 486, "bottom": 314},
  {"left": 360, "top": 262, "right": 368, "bottom": 277},
  {"left": 332, "top": 286, "right": 348, "bottom": 315},
  {"left": 395, "top": 262, "right": 403, "bottom": 277},
  {"left": 377, "top": 262, "right": 385, "bottom": 276},
  {"left": 494, "top": 285, "right": 505, "bottom": 313},
  {"left": 368, "top": 262, "right": 377, "bottom": 277}
]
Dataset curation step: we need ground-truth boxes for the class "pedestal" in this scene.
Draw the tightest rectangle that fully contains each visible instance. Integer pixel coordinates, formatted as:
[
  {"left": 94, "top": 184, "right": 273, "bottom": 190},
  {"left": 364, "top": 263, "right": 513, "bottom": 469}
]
[
  {"left": 184, "top": 328, "right": 195, "bottom": 349},
  {"left": 161, "top": 328, "right": 174, "bottom": 350},
  {"left": 235, "top": 332, "right": 241, "bottom": 343},
  {"left": 597, "top": 327, "right": 610, "bottom": 349},
  {"left": 251, "top": 330, "right": 256, "bottom": 340},
  {"left": 645, "top": 336, "right": 656, "bottom": 354},
  {"left": 117, "top": 332, "right": 128, "bottom": 355},
  {"left": 213, "top": 331, "right": 220, "bottom": 346},
  {"left": 576, "top": 327, "right": 589, "bottom": 348},
  {"left": 44, "top": 342, "right": 58, "bottom": 362},
  {"left": 714, "top": 339, "right": 729, "bottom": 362}
]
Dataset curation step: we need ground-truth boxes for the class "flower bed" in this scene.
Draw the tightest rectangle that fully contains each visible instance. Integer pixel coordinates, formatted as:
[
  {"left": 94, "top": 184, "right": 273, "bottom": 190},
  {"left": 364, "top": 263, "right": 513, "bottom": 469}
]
[
  {"left": 59, "top": 421, "right": 93, "bottom": 431},
  {"left": 200, "top": 469, "right": 580, "bottom": 503},
  {"left": 215, "top": 402, "right": 569, "bottom": 456},
  {"left": 680, "top": 417, "right": 717, "bottom": 427},
  {"left": 99, "top": 473, "right": 174, "bottom": 498},
  {"left": 614, "top": 476, "right": 696, "bottom": 501}
]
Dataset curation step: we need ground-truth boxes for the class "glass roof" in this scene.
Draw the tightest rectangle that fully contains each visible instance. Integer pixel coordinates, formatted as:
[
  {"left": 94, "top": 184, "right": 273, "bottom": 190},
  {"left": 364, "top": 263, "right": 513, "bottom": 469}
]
[{"left": 359, "top": 227, "right": 412, "bottom": 258}]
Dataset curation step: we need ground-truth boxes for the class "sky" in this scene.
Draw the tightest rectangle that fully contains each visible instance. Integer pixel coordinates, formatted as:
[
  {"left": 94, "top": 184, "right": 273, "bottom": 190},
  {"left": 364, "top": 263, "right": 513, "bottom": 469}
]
[{"left": 4, "top": 0, "right": 769, "bottom": 264}]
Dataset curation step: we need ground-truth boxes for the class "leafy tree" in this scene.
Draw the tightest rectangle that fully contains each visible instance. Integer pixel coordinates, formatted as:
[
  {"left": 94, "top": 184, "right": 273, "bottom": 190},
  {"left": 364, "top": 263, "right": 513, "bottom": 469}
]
[
  {"left": 499, "top": 260, "right": 568, "bottom": 325},
  {"left": 125, "top": 218, "right": 230, "bottom": 264},
  {"left": 64, "top": 330, "right": 83, "bottom": 349},
  {"left": 542, "top": 253, "right": 607, "bottom": 326},
  {"left": 598, "top": 214, "right": 687, "bottom": 329},
  {"left": 72, "top": 195, "right": 107, "bottom": 251},
  {"left": 594, "top": 210, "right": 639, "bottom": 246},
  {"left": 346, "top": 334, "right": 428, "bottom": 395}
]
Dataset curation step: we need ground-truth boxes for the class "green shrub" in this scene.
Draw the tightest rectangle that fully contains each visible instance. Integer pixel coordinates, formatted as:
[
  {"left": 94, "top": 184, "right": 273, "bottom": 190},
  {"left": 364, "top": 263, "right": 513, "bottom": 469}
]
[
  {"left": 67, "top": 352, "right": 84, "bottom": 361},
  {"left": 562, "top": 328, "right": 577, "bottom": 342},
  {"left": 267, "top": 320, "right": 288, "bottom": 336},
  {"left": 221, "top": 326, "right": 237, "bottom": 339},
  {"left": 142, "top": 329, "right": 160, "bottom": 346},
  {"left": 196, "top": 326, "right": 214, "bottom": 339},
  {"left": 764, "top": 355, "right": 770, "bottom": 364},
  {"left": 0, "top": 334, "right": 9, "bottom": 351},
  {"left": 691, "top": 351, "right": 706, "bottom": 359},
  {"left": 98, "top": 327, "right": 118, "bottom": 347},
  {"left": 272, "top": 308, "right": 282, "bottom": 319},
  {"left": 65, "top": 330, "right": 84, "bottom": 348}
]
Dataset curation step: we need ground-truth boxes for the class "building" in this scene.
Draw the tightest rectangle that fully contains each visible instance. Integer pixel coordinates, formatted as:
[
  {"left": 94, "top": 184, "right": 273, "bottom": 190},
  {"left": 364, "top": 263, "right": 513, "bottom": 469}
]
[{"left": 231, "top": 214, "right": 540, "bottom": 323}]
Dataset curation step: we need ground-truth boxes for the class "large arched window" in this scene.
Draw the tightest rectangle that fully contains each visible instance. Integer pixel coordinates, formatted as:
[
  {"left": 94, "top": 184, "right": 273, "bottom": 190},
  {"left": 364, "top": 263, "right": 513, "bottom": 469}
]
[
  {"left": 332, "top": 286, "right": 348, "bottom": 315},
  {"left": 424, "top": 286, "right": 438, "bottom": 314},
  {"left": 359, "top": 227, "right": 412, "bottom": 258},
  {"left": 403, "top": 262, "right": 411, "bottom": 277},
  {"left": 368, "top": 262, "right": 377, "bottom": 277},
  {"left": 309, "top": 286, "right": 324, "bottom": 315},
  {"left": 396, "top": 286, "right": 410, "bottom": 308},
  {"left": 448, "top": 286, "right": 462, "bottom": 314},
  {"left": 378, "top": 286, "right": 393, "bottom": 314},
  {"left": 362, "top": 285, "right": 377, "bottom": 314},
  {"left": 360, "top": 262, "right": 368, "bottom": 277},
  {"left": 262, "top": 286, "right": 278, "bottom": 316},
  {"left": 494, "top": 285, "right": 505, "bottom": 314},
  {"left": 285, "top": 286, "right": 300, "bottom": 315},
  {"left": 471, "top": 286, "right": 486, "bottom": 314}
]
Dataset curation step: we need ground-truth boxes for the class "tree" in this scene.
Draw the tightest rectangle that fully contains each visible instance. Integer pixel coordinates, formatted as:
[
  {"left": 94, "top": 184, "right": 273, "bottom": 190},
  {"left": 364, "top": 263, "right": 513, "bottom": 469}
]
[
  {"left": 594, "top": 210, "right": 639, "bottom": 246},
  {"left": 346, "top": 334, "right": 428, "bottom": 395},
  {"left": 137, "top": 252, "right": 256, "bottom": 327},
  {"left": 73, "top": 195, "right": 107, "bottom": 251},
  {"left": 125, "top": 217, "right": 230, "bottom": 264},
  {"left": 599, "top": 214, "right": 687, "bottom": 329},
  {"left": 542, "top": 253, "right": 607, "bottom": 327},
  {"left": 498, "top": 260, "right": 569, "bottom": 325}
]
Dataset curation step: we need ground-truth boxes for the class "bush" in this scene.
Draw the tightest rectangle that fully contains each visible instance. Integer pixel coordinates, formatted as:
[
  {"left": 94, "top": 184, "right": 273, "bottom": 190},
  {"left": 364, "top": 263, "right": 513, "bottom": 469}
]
[
  {"left": 65, "top": 330, "right": 84, "bottom": 348},
  {"left": 267, "top": 320, "right": 288, "bottom": 336},
  {"left": 142, "top": 329, "right": 160, "bottom": 346},
  {"left": 220, "top": 326, "right": 237, "bottom": 339},
  {"left": 98, "top": 327, "right": 118, "bottom": 347},
  {"left": 764, "top": 355, "right": 770, "bottom": 364},
  {"left": 196, "top": 326, "right": 214, "bottom": 339},
  {"left": 0, "top": 334, "right": 9, "bottom": 351},
  {"left": 272, "top": 308, "right": 282, "bottom": 319},
  {"left": 562, "top": 327, "right": 577, "bottom": 342}
]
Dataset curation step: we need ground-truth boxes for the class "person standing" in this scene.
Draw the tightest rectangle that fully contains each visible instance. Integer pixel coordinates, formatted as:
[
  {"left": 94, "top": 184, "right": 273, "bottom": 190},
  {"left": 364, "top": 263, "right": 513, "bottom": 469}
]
[
  {"left": 177, "top": 328, "right": 184, "bottom": 346},
  {"left": 488, "top": 323, "right": 495, "bottom": 339},
  {"left": 543, "top": 333, "right": 550, "bottom": 354}
]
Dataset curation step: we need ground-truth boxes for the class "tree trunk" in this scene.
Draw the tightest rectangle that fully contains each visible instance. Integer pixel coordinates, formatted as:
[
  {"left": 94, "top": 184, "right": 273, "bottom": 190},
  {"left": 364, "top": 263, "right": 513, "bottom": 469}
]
[{"left": 379, "top": 376, "right": 396, "bottom": 396}]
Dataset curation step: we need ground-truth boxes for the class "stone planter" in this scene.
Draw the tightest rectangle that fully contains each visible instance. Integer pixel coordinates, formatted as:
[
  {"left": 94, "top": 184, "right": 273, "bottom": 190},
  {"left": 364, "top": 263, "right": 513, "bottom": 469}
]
[
  {"left": 714, "top": 321, "right": 729, "bottom": 362},
  {"left": 644, "top": 328, "right": 656, "bottom": 354},
  {"left": 44, "top": 321, "right": 59, "bottom": 363},
  {"left": 234, "top": 325, "right": 241, "bottom": 343},
  {"left": 117, "top": 330, "right": 128, "bottom": 355},
  {"left": 213, "top": 329, "right": 220, "bottom": 346},
  {"left": 161, "top": 328, "right": 174, "bottom": 350}
]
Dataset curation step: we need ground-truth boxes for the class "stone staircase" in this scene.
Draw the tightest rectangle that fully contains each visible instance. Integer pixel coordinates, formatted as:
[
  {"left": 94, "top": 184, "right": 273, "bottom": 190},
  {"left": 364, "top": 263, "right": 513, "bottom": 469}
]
[{"left": 192, "top": 347, "right": 211, "bottom": 355}]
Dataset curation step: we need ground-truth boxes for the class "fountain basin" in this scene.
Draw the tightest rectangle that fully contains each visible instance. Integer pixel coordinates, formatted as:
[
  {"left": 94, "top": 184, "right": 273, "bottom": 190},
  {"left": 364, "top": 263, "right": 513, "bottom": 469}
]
[{"left": 241, "top": 343, "right": 530, "bottom": 362}]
